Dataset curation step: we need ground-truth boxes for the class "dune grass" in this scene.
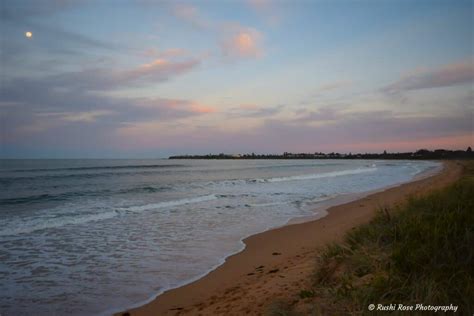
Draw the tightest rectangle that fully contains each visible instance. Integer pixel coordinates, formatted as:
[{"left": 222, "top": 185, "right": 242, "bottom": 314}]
[{"left": 271, "top": 161, "right": 474, "bottom": 315}]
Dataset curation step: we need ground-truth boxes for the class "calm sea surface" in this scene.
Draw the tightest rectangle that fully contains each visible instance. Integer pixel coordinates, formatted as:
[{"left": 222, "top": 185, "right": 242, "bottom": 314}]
[{"left": 0, "top": 159, "right": 440, "bottom": 315}]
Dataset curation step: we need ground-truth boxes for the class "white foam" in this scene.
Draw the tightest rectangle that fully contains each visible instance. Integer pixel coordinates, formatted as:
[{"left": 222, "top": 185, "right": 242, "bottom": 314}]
[
  {"left": 0, "top": 195, "right": 220, "bottom": 237},
  {"left": 118, "top": 194, "right": 218, "bottom": 213},
  {"left": 247, "top": 201, "right": 288, "bottom": 207},
  {"left": 265, "top": 167, "right": 377, "bottom": 183},
  {"left": 201, "top": 167, "right": 377, "bottom": 187},
  {"left": 0, "top": 211, "right": 119, "bottom": 236}
]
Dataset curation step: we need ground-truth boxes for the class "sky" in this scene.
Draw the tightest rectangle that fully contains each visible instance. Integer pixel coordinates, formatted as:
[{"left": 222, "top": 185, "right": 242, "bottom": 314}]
[{"left": 1, "top": 0, "right": 473, "bottom": 158}]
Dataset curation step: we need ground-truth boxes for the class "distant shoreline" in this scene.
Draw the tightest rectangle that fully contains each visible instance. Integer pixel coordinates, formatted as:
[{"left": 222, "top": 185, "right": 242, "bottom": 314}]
[{"left": 169, "top": 148, "right": 473, "bottom": 160}]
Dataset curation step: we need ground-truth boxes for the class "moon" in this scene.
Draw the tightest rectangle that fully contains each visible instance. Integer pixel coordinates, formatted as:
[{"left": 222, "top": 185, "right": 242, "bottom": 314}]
[{"left": 25, "top": 31, "right": 32, "bottom": 38}]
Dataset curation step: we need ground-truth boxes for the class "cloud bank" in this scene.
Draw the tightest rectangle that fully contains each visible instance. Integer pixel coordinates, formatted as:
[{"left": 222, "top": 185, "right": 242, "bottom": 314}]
[{"left": 384, "top": 60, "right": 474, "bottom": 93}]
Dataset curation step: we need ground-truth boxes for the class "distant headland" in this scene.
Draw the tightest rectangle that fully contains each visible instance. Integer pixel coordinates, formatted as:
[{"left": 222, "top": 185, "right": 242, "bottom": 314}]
[{"left": 169, "top": 148, "right": 473, "bottom": 160}]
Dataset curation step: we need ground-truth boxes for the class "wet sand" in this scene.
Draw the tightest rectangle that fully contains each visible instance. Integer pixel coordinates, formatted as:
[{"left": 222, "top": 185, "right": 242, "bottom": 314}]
[{"left": 122, "top": 161, "right": 463, "bottom": 316}]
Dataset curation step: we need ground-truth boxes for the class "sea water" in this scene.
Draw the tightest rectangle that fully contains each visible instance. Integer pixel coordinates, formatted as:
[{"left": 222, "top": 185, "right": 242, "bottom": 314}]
[{"left": 0, "top": 159, "right": 440, "bottom": 315}]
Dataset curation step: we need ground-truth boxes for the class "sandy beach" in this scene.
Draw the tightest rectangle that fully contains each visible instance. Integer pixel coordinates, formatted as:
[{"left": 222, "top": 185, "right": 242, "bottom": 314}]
[{"left": 122, "top": 161, "right": 463, "bottom": 316}]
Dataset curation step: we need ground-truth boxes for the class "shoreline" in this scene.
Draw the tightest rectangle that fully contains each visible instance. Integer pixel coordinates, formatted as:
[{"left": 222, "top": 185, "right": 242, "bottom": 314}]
[
  {"left": 285, "top": 161, "right": 441, "bottom": 226},
  {"left": 121, "top": 161, "right": 462, "bottom": 316}
]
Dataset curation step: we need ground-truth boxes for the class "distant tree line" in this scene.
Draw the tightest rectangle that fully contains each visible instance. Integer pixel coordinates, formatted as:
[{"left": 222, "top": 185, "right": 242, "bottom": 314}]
[{"left": 169, "top": 147, "right": 473, "bottom": 160}]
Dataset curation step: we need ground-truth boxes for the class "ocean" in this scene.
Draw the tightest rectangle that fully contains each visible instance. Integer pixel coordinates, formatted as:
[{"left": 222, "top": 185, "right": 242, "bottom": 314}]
[{"left": 0, "top": 159, "right": 440, "bottom": 315}]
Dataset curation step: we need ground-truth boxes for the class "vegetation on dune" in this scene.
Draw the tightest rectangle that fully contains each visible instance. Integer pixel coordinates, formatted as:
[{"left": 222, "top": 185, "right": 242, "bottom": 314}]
[{"left": 269, "top": 161, "right": 474, "bottom": 315}]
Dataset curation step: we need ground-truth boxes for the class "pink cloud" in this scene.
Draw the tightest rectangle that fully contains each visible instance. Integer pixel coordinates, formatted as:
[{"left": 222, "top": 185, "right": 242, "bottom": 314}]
[
  {"left": 124, "top": 57, "right": 200, "bottom": 83},
  {"left": 190, "top": 103, "right": 216, "bottom": 114},
  {"left": 35, "top": 55, "right": 201, "bottom": 92},
  {"left": 170, "top": 5, "right": 265, "bottom": 61},
  {"left": 134, "top": 98, "right": 215, "bottom": 116},
  {"left": 221, "top": 26, "right": 263, "bottom": 59}
]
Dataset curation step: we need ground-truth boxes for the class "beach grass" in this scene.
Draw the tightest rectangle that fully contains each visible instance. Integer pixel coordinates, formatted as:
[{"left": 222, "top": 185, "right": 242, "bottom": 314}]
[{"left": 271, "top": 161, "right": 474, "bottom": 315}]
